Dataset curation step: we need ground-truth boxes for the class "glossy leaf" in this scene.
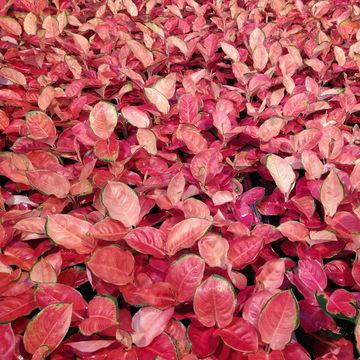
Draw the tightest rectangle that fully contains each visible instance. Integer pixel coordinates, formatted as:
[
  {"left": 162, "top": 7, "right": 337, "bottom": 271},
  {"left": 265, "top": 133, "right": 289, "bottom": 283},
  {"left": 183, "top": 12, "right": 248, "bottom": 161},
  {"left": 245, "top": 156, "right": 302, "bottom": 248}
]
[
  {"left": 89, "top": 101, "right": 118, "bottom": 140},
  {"left": 131, "top": 307, "right": 174, "bottom": 347},
  {"left": 166, "top": 254, "right": 205, "bottom": 302},
  {"left": 23, "top": 303, "right": 72, "bottom": 355},
  {"left": 101, "top": 181, "right": 141, "bottom": 227},
  {"left": 193, "top": 275, "right": 236, "bottom": 328},
  {"left": 46, "top": 215, "right": 96, "bottom": 254},
  {"left": 265, "top": 154, "right": 296, "bottom": 199},
  {"left": 86, "top": 245, "right": 134, "bottom": 286},
  {"left": 258, "top": 290, "right": 299, "bottom": 350},
  {"left": 166, "top": 218, "right": 211, "bottom": 256}
]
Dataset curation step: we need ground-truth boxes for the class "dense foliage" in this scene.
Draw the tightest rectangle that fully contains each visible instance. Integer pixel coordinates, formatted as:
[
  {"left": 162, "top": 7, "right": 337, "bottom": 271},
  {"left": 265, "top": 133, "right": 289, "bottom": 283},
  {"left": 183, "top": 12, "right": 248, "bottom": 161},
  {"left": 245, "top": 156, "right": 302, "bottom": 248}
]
[{"left": 0, "top": 0, "right": 359, "bottom": 359}]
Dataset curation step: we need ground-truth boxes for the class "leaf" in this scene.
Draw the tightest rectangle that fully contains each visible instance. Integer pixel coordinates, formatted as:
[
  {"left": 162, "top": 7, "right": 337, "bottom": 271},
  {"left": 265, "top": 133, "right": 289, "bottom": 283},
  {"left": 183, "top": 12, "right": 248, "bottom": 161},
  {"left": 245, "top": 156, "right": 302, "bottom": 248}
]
[
  {"left": 126, "top": 40, "right": 154, "bottom": 68},
  {"left": 190, "top": 148, "right": 223, "bottom": 186},
  {"left": 144, "top": 87, "right": 170, "bottom": 114},
  {"left": 66, "top": 340, "right": 115, "bottom": 353},
  {"left": 259, "top": 117, "right": 284, "bottom": 142},
  {"left": 136, "top": 333, "right": 178, "bottom": 359},
  {"left": 71, "top": 33, "right": 89, "bottom": 55},
  {"left": 38, "top": 86, "right": 55, "bottom": 111},
  {"left": 24, "top": 12, "right": 38, "bottom": 35},
  {"left": 214, "top": 317, "right": 258, "bottom": 352},
  {"left": 131, "top": 307, "right": 174, "bottom": 347},
  {"left": 124, "top": 227, "right": 166, "bottom": 258},
  {"left": 179, "top": 94, "right": 199, "bottom": 124},
  {"left": 283, "top": 93, "right": 309, "bottom": 117},
  {"left": 23, "top": 303, "right": 72, "bottom": 355},
  {"left": 356, "top": 314, "right": 360, "bottom": 354},
  {"left": 0, "top": 289, "right": 37, "bottom": 323},
  {"left": 46, "top": 214, "right": 96, "bottom": 254},
  {"left": 152, "top": 74, "right": 176, "bottom": 99},
  {"left": 30, "top": 258, "right": 57, "bottom": 283},
  {"left": 253, "top": 45, "right": 268, "bottom": 71},
  {"left": 297, "top": 259, "right": 327, "bottom": 292},
  {"left": 165, "top": 254, "right": 205, "bottom": 302},
  {"left": 220, "top": 42, "right": 240, "bottom": 62},
  {"left": 0, "top": 16, "right": 22, "bottom": 36},
  {"left": 167, "top": 171, "right": 185, "bottom": 205},
  {"left": 278, "top": 221, "right": 309, "bottom": 242},
  {"left": 86, "top": 245, "right": 134, "bottom": 286},
  {"left": 137, "top": 128, "right": 157, "bottom": 155},
  {"left": 90, "top": 218, "right": 129, "bottom": 241},
  {"left": 187, "top": 323, "right": 219, "bottom": 357},
  {"left": 334, "top": 46, "right": 346, "bottom": 66},
  {"left": 249, "top": 27, "right": 265, "bottom": 51},
  {"left": 326, "top": 289, "right": 357, "bottom": 320},
  {"left": 26, "top": 111, "right": 56, "bottom": 140},
  {"left": 121, "top": 106, "right": 151, "bottom": 128},
  {"left": 265, "top": 154, "right": 296, "bottom": 199},
  {"left": 227, "top": 236, "right": 263, "bottom": 269},
  {"left": 94, "top": 137, "right": 119, "bottom": 162},
  {"left": 166, "top": 218, "right": 212, "bottom": 256},
  {"left": 198, "top": 233, "right": 229, "bottom": 268},
  {"left": 79, "top": 295, "right": 118, "bottom": 335},
  {"left": 89, "top": 101, "right": 118, "bottom": 140},
  {"left": 256, "top": 259, "right": 285, "bottom": 292},
  {"left": 35, "top": 283, "right": 87, "bottom": 321},
  {"left": 0, "top": 67, "right": 26, "bottom": 86},
  {"left": 27, "top": 170, "right": 70, "bottom": 198},
  {"left": 193, "top": 275, "right": 236, "bottom": 328},
  {"left": 258, "top": 290, "right": 299, "bottom": 350},
  {"left": 0, "top": 324, "right": 15, "bottom": 360},
  {"left": 101, "top": 181, "right": 141, "bottom": 227},
  {"left": 320, "top": 170, "right": 344, "bottom": 217}
]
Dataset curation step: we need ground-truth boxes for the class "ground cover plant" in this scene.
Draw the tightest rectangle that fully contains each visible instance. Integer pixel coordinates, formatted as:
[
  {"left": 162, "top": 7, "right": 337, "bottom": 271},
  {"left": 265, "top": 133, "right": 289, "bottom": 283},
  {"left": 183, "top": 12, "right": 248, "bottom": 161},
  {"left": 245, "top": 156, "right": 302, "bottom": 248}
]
[{"left": 0, "top": 0, "right": 359, "bottom": 358}]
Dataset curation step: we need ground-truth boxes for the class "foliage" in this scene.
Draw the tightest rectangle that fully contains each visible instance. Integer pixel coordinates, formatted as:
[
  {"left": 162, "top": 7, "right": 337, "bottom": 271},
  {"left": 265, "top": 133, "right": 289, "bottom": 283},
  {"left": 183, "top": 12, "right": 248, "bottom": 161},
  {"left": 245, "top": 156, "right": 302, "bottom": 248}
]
[{"left": 0, "top": 0, "right": 359, "bottom": 359}]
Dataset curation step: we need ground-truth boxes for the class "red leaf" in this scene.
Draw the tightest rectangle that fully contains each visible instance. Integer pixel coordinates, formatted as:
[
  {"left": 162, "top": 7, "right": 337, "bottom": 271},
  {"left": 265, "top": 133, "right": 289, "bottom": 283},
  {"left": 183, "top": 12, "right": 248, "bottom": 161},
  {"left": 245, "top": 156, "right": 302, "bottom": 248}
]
[
  {"left": 320, "top": 170, "right": 344, "bottom": 217},
  {"left": 124, "top": 227, "right": 166, "bottom": 258},
  {"left": 46, "top": 214, "right": 96, "bottom": 254},
  {"left": 0, "top": 289, "right": 36, "bottom": 323},
  {"left": 0, "top": 324, "right": 15, "bottom": 360},
  {"left": 215, "top": 317, "right": 258, "bottom": 352},
  {"left": 27, "top": 170, "right": 70, "bottom": 198},
  {"left": 35, "top": 283, "right": 87, "bottom": 321},
  {"left": 165, "top": 254, "right": 205, "bottom": 302},
  {"left": 131, "top": 307, "right": 174, "bottom": 347},
  {"left": 193, "top": 275, "right": 236, "bottom": 328},
  {"left": 89, "top": 101, "right": 118, "bottom": 140},
  {"left": 258, "top": 290, "right": 299, "bottom": 350},
  {"left": 101, "top": 181, "right": 141, "bottom": 227},
  {"left": 79, "top": 295, "right": 118, "bottom": 335},
  {"left": 265, "top": 154, "right": 296, "bottom": 199},
  {"left": 23, "top": 303, "right": 72, "bottom": 355},
  {"left": 166, "top": 218, "right": 211, "bottom": 256},
  {"left": 86, "top": 245, "right": 134, "bottom": 286}
]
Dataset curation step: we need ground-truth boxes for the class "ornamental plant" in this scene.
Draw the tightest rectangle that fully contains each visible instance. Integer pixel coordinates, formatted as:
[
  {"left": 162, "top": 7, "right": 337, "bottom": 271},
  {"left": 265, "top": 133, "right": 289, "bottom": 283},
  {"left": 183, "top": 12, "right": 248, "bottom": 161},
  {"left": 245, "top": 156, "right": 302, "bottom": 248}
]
[{"left": 0, "top": 0, "right": 359, "bottom": 359}]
